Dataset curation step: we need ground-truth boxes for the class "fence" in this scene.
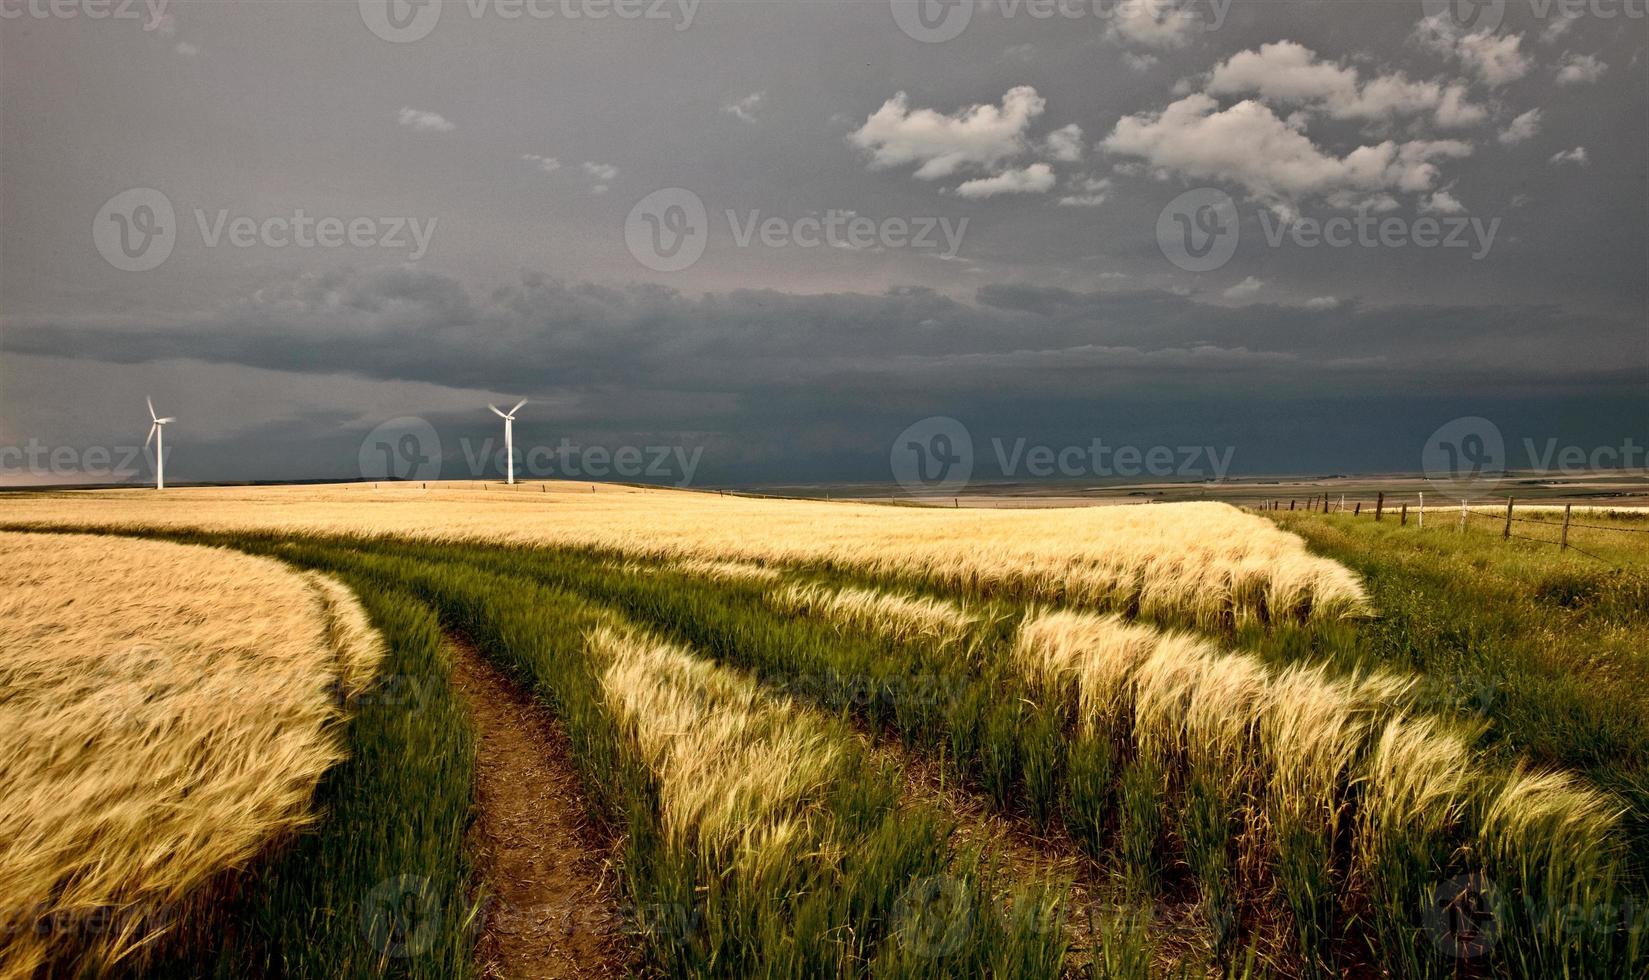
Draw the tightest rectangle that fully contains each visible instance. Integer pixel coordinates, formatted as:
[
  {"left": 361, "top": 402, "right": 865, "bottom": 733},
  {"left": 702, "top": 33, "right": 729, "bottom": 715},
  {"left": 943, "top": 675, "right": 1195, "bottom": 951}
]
[{"left": 1257, "top": 493, "right": 1649, "bottom": 567}]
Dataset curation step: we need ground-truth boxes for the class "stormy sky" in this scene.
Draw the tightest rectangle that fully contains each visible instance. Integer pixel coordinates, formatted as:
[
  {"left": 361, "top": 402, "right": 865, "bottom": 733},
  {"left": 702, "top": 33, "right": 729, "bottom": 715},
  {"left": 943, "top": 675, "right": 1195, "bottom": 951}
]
[{"left": 1, "top": 0, "right": 1644, "bottom": 487}]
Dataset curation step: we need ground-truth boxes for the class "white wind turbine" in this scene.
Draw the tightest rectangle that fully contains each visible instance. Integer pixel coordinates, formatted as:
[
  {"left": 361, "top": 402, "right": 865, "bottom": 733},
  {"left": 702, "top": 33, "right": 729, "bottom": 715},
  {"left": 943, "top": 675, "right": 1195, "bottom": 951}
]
[
  {"left": 488, "top": 399, "right": 526, "bottom": 485},
  {"left": 144, "top": 397, "right": 175, "bottom": 490}
]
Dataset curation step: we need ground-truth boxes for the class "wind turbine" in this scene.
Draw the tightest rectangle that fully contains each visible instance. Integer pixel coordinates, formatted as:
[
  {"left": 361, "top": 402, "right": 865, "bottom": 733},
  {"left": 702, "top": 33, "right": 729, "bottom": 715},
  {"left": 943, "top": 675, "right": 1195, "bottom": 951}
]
[
  {"left": 488, "top": 399, "right": 526, "bottom": 485},
  {"left": 144, "top": 397, "right": 175, "bottom": 490}
]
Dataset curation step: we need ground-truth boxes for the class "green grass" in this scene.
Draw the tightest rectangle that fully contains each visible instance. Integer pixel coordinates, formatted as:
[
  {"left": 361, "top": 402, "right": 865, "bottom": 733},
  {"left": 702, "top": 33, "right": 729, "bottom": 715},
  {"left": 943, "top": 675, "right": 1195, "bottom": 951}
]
[
  {"left": 14, "top": 515, "right": 1647, "bottom": 979},
  {"left": 228, "top": 536, "right": 1067, "bottom": 979},
  {"left": 1265, "top": 511, "right": 1649, "bottom": 871},
  {"left": 147, "top": 569, "right": 478, "bottom": 979}
]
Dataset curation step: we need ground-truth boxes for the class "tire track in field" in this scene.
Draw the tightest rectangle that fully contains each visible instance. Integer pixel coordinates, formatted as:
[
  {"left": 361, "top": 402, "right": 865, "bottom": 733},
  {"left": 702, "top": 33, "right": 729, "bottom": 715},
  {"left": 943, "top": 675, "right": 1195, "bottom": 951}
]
[
  {"left": 868, "top": 736, "right": 1228, "bottom": 979},
  {"left": 448, "top": 637, "right": 631, "bottom": 979}
]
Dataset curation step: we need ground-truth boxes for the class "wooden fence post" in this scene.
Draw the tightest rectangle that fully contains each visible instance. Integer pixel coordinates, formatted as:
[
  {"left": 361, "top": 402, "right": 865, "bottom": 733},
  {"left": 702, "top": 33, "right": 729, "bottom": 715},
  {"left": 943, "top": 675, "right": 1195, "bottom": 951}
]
[
  {"left": 1460, "top": 499, "right": 1467, "bottom": 532},
  {"left": 1375, "top": 492, "right": 1384, "bottom": 521},
  {"left": 1289, "top": 499, "right": 1296, "bottom": 511},
  {"left": 1561, "top": 503, "right": 1572, "bottom": 550},
  {"left": 1354, "top": 502, "right": 1361, "bottom": 515},
  {"left": 1503, "top": 497, "right": 1514, "bottom": 539},
  {"left": 1400, "top": 503, "right": 1408, "bottom": 526},
  {"left": 1418, "top": 492, "right": 1424, "bottom": 528}
]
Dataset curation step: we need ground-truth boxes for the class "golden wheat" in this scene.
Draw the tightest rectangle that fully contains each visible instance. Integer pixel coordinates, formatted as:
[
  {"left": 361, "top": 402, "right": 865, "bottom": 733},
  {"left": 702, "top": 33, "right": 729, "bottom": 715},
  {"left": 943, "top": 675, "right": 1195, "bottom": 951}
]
[
  {"left": 771, "top": 582, "right": 986, "bottom": 647},
  {"left": 591, "top": 624, "right": 849, "bottom": 865},
  {"left": 0, "top": 484, "right": 1369, "bottom": 625},
  {"left": 0, "top": 532, "right": 382, "bottom": 979}
]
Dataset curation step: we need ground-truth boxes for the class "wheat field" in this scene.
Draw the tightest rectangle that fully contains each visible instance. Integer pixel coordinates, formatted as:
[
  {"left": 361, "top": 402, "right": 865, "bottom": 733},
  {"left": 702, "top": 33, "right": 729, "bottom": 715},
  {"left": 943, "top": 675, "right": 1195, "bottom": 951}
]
[
  {"left": 0, "top": 483, "right": 1369, "bottom": 626},
  {"left": 0, "top": 532, "right": 384, "bottom": 980},
  {"left": 2, "top": 489, "right": 1642, "bottom": 978}
]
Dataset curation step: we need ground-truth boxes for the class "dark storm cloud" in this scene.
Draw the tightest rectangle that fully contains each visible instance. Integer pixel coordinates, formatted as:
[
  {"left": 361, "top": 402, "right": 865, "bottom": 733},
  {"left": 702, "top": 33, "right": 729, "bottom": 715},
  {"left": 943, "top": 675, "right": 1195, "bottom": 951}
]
[{"left": 9, "top": 266, "right": 1640, "bottom": 402}]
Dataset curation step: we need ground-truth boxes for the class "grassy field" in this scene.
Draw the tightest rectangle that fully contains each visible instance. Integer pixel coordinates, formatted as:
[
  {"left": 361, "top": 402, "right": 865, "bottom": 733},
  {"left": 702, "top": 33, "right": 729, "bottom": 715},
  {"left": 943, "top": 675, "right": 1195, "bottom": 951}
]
[{"left": 2, "top": 485, "right": 1645, "bottom": 978}]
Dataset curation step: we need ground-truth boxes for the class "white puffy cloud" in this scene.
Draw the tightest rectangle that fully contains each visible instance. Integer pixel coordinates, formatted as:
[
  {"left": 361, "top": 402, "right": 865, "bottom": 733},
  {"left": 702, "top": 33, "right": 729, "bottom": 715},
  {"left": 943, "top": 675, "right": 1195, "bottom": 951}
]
[
  {"left": 849, "top": 86, "right": 1047, "bottom": 180},
  {"left": 1548, "top": 146, "right": 1589, "bottom": 167},
  {"left": 582, "top": 161, "right": 618, "bottom": 194},
  {"left": 1124, "top": 52, "right": 1160, "bottom": 72},
  {"left": 1223, "top": 276, "right": 1264, "bottom": 299},
  {"left": 1497, "top": 108, "right": 1541, "bottom": 145},
  {"left": 1042, "top": 123, "right": 1086, "bottom": 162},
  {"left": 1107, "top": 0, "right": 1201, "bottom": 50},
  {"left": 1206, "top": 41, "right": 1486, "bottom": 128},
  {"left": 722, "top": 92, "right": 764, "bottom": 123},
  {"left": 1541, "top": 15, "right": 1579, "bottom": 45},
  {"left": 1415, "top": 18, "right": 1531, "bottom": 87},
  {"left": 1058, "top": 176, "right": 1111, "bottom": 207},
  {"left": 1555, "top": 52, "right": 1607, "bottom": 85},
  {"left": 1422, "top": 188, "right": 1465, "bottom": 214},
  {"left": 1103, "top": 94, "right": 1472, "bottom": 211},
  {"left": 953, "top": 163, "right": 1056, "bottom": 199},
  {"left": 397, "top": 107, "right": 455, "bottom": 133},
  {"left": 1303, "top": 296, "right": 1341, "bottom": 310},
  {"left": 522, "top": 153, "right": 561, "bottom": 173}
]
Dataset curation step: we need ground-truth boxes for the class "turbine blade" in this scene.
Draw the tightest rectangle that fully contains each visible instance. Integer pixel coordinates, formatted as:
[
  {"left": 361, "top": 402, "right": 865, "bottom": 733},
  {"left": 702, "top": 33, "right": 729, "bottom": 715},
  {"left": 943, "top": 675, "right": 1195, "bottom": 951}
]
[
  {"left": 488, "top": 404, "right": 508, "bottom": 418},
  {"left": 156, "top": 417, "right": 176, "bottom": 424},
  {"left": 145, "top": 423, "right": 157, "bottom": 450},
  {"left": 147, "top": 396, "right": 157, "bottom": 421},
  {"left": 509, "top": 399, "right": 527, "bottom": 416}
]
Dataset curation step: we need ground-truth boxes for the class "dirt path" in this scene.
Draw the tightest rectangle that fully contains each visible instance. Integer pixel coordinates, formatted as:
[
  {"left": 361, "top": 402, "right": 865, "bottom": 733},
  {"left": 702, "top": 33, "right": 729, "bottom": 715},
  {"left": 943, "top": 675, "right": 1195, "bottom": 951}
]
[
  {"left": 447, "top": 638, "right": 630, "bottom": 979},
  {"left": 869, "top": 738, "right": 1224, "bottom": 978}
]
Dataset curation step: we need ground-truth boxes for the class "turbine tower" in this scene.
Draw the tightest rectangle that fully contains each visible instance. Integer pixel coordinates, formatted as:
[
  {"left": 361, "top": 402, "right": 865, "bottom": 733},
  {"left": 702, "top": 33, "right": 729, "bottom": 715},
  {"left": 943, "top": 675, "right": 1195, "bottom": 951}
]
[
  {"left": 144, "top": 397, "right": 175, "bottom": 490},
  {"left": 488, "top": 399, "right": 527, "bottom": 485}
]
